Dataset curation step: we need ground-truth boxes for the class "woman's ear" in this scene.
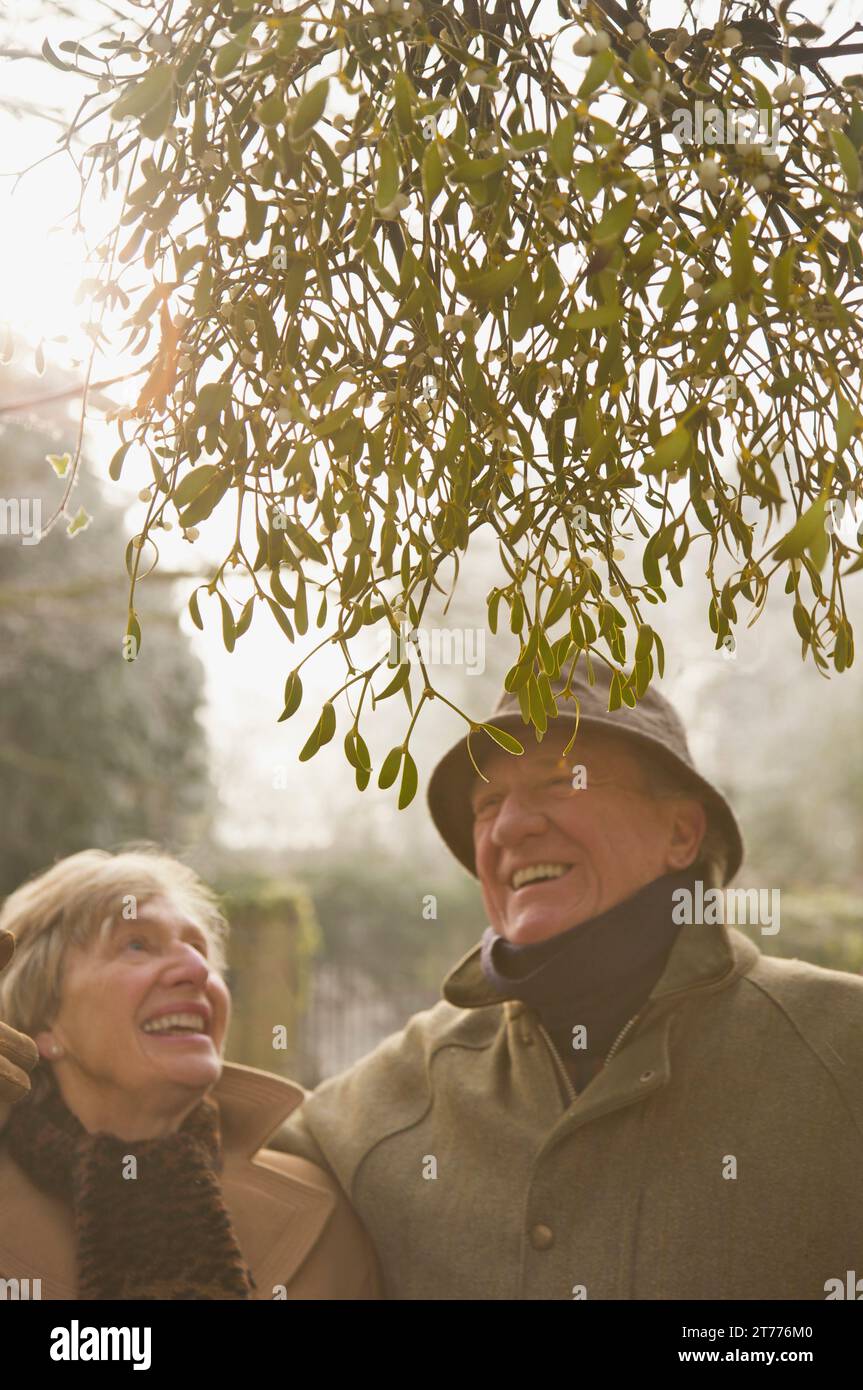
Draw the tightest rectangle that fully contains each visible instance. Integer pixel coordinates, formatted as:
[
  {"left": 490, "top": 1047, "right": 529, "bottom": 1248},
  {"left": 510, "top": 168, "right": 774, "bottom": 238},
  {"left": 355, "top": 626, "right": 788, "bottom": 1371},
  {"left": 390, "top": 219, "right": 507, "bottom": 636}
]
[{"left": 34, "top": 1030, "right": 64, "bottom": 1060}]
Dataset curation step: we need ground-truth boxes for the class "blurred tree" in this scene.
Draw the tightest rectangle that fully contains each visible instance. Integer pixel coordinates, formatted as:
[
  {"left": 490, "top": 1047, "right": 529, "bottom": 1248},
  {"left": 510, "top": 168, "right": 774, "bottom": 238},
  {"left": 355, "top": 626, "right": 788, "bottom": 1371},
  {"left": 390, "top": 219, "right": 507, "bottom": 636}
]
[
  {"left": 0, "top": 409, "right": 213, "bottom": 895},
  {"left": 217, "top": 875, "right": 322, "bottom": 1079},
  {"left": 661, "top": 569, "right": 863, "bottom": 892}
]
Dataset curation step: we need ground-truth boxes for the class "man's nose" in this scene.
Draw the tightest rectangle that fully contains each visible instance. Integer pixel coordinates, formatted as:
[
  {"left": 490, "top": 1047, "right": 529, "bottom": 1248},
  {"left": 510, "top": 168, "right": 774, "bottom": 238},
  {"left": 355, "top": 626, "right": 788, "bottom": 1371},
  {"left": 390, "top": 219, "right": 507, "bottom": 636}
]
[{"left": 491, "top": 791, "right": 549, "bottom": 848}]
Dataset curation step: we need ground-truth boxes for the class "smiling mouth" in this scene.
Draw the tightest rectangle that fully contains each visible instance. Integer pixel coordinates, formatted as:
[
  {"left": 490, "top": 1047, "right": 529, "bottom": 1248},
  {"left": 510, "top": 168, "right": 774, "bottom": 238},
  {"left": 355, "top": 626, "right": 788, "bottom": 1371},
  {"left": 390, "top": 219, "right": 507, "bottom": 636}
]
[
  {"left": 509, "top": 863, "right": 574, "bottom": 892},
  {"left": 140, "top": 1011, "right": 211, "bottom": 1039}
]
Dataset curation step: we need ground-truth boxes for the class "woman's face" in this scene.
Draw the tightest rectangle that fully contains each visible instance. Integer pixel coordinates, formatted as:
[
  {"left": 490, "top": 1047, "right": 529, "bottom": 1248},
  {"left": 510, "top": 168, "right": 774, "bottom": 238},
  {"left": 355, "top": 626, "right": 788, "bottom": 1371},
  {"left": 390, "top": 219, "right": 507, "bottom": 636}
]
[{"left": 36, "top": 895, "right": 230, "bottom": 1124}]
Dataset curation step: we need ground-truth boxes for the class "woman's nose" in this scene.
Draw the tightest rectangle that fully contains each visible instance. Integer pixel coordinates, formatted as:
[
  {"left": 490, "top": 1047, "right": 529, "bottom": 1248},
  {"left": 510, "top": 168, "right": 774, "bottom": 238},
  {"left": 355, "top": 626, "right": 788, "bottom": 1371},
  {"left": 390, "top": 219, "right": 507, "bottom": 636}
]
[{"left": 162, "top": 943, "right": 210, "bottom": 985}]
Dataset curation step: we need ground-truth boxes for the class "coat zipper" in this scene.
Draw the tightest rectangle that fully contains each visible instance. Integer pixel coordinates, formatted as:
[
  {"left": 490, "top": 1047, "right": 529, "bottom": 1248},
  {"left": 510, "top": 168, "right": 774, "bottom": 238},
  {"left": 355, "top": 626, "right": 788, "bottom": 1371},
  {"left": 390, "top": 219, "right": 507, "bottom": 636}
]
[
  {"left": 535, "top": 1018, "right": 578, "bottom": 1103},
  {"left": 528, "top": 955, "right": 736, "bottom": 1107},
  {"left": 604, "top": 1011, "right": 642, "bottom": 1066},
  {"left": 534, "top": 1010, "right": 643, "bottom": 1106}
]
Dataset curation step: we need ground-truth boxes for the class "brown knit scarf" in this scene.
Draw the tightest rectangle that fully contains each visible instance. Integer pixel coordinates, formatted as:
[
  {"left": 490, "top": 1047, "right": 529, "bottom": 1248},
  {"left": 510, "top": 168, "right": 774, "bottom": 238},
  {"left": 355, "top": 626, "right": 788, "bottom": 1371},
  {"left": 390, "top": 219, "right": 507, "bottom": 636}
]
[{"left": 6, "top": 1076, "right": 255, "bottom": 1300}]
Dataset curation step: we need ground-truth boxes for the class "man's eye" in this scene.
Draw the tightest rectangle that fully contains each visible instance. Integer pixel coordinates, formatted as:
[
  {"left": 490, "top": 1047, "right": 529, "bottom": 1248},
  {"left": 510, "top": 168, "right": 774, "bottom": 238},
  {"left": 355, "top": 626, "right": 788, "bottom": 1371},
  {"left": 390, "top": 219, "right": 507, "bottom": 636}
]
[
  {"left": 474, "top": 796, "right": 502, "bottom": 816},
  {"left": 538, "top": 776, "right": 571, "bottom": 792}
]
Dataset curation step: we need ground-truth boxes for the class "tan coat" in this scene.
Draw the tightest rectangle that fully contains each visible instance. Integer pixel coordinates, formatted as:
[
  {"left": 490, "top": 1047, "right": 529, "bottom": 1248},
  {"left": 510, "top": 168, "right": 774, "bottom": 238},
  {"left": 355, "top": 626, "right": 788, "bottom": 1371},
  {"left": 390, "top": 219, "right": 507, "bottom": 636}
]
[{"left": 0, "top": 1061, "right": 380, "bottom": 1300}]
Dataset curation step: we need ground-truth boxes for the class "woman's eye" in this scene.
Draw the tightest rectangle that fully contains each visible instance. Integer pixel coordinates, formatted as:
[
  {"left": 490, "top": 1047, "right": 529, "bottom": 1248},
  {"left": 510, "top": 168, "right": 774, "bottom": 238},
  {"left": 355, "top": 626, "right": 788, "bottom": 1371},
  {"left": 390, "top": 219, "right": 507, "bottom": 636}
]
[{"left": 124, "top": 938, "right": 149, "bottom": 952}]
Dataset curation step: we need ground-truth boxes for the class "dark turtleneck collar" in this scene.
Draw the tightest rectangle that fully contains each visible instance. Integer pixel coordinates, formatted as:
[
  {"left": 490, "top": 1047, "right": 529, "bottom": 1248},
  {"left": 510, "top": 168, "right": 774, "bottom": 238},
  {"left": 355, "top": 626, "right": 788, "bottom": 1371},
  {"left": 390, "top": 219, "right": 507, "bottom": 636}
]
[{"left": 480, "top": 870, "right": 696, "bottom": 1092}]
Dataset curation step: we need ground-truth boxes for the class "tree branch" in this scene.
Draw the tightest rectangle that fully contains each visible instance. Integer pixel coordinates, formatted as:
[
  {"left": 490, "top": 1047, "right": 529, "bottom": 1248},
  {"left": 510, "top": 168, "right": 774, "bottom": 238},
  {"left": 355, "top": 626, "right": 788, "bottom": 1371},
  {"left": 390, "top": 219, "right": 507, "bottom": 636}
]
[{"left": 0, "top": 370, "right": 145, "bottom": 417}]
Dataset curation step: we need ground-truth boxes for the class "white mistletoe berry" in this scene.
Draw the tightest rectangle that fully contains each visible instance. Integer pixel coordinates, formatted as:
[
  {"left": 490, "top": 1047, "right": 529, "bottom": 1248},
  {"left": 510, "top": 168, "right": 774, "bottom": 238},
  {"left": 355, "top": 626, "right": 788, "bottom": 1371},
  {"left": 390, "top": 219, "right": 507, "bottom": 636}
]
[{"left": 697, "top": 158, "right": 723, "bottom": 193}]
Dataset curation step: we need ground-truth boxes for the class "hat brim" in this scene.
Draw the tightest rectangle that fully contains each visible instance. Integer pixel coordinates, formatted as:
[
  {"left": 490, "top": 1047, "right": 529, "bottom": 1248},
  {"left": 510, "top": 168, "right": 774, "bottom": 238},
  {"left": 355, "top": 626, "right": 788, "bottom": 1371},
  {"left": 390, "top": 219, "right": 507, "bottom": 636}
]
[{"left": 426, "top": 712, "right": 744, "bottom": 886}]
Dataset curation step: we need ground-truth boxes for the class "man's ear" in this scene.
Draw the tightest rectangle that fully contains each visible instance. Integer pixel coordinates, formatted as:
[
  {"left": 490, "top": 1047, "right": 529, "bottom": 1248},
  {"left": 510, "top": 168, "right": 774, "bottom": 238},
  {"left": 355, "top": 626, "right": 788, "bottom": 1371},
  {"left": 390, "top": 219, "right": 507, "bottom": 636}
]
[{"left": 665, "top": 798, "right": 708, "bottom": 871}]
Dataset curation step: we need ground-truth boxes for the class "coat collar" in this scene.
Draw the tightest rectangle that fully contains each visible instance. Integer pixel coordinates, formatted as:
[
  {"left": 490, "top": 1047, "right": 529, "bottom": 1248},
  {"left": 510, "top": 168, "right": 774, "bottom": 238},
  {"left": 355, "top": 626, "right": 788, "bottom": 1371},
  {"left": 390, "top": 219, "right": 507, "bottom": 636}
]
[
  {"left": 442, "top": 916, "right": 759, "bottom": 1010},
  {"left": 0, "top": 1060, "right": 307, "bottom": 1154},
  {"left": 211, "top": 1060, "right": 308, "bottom": 1157}
]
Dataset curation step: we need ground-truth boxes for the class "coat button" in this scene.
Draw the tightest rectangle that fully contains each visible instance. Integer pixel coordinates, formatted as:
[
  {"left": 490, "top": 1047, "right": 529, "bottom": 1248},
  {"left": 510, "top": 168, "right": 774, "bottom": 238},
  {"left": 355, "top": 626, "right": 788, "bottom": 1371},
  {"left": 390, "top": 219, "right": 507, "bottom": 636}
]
[
  {"left": 530, "top": 1223, "right": 554, "bottom": 1250},
  {"left": 520, "top": 1031, "right": 534, "bottom": 1045},
  {"left": 640, "top": 1069, "right": 655, "bottom": 1083}
]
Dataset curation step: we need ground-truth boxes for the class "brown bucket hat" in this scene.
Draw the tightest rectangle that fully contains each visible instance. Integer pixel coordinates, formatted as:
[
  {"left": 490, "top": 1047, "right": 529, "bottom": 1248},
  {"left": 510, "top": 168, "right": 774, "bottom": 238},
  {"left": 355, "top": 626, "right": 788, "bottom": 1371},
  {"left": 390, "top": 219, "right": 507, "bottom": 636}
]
[{"left": 427, "top": 663, "right": 744, "bottom": 885}]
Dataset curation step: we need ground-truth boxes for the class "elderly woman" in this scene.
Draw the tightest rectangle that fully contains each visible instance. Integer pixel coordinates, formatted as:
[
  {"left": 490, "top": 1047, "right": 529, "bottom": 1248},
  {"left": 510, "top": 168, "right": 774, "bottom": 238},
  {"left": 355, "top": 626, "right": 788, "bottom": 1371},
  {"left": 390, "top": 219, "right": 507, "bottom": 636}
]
[{"left": 0, "top": 848, "right": 380, "bottom": 1300}]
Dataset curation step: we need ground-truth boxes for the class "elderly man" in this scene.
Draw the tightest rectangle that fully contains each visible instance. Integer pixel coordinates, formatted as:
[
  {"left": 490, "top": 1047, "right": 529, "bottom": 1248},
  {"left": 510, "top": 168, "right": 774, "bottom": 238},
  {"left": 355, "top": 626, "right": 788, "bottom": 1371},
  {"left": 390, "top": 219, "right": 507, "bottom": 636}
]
[
  {"left": 2, "top": 666, "right": 862, "bottom": 1299},
  {"left": 267, "top": 664, "right": 863, "bottom": 1300}
]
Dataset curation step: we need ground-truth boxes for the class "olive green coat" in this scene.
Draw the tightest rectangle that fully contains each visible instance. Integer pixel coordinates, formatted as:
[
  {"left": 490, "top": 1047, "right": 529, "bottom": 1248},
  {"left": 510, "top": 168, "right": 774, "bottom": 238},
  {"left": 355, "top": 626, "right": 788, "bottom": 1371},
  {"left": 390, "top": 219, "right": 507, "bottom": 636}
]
[{"left": 271, "top": 921, "right": 863, "bottom": 1300}]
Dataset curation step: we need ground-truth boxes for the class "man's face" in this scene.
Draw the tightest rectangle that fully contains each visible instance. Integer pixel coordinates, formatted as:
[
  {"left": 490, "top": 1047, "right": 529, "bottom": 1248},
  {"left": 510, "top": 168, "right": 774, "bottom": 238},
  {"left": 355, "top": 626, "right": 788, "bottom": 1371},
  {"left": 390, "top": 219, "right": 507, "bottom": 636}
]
[{"left": 471, "top": 729, "right": 706, "bottom": 945}]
